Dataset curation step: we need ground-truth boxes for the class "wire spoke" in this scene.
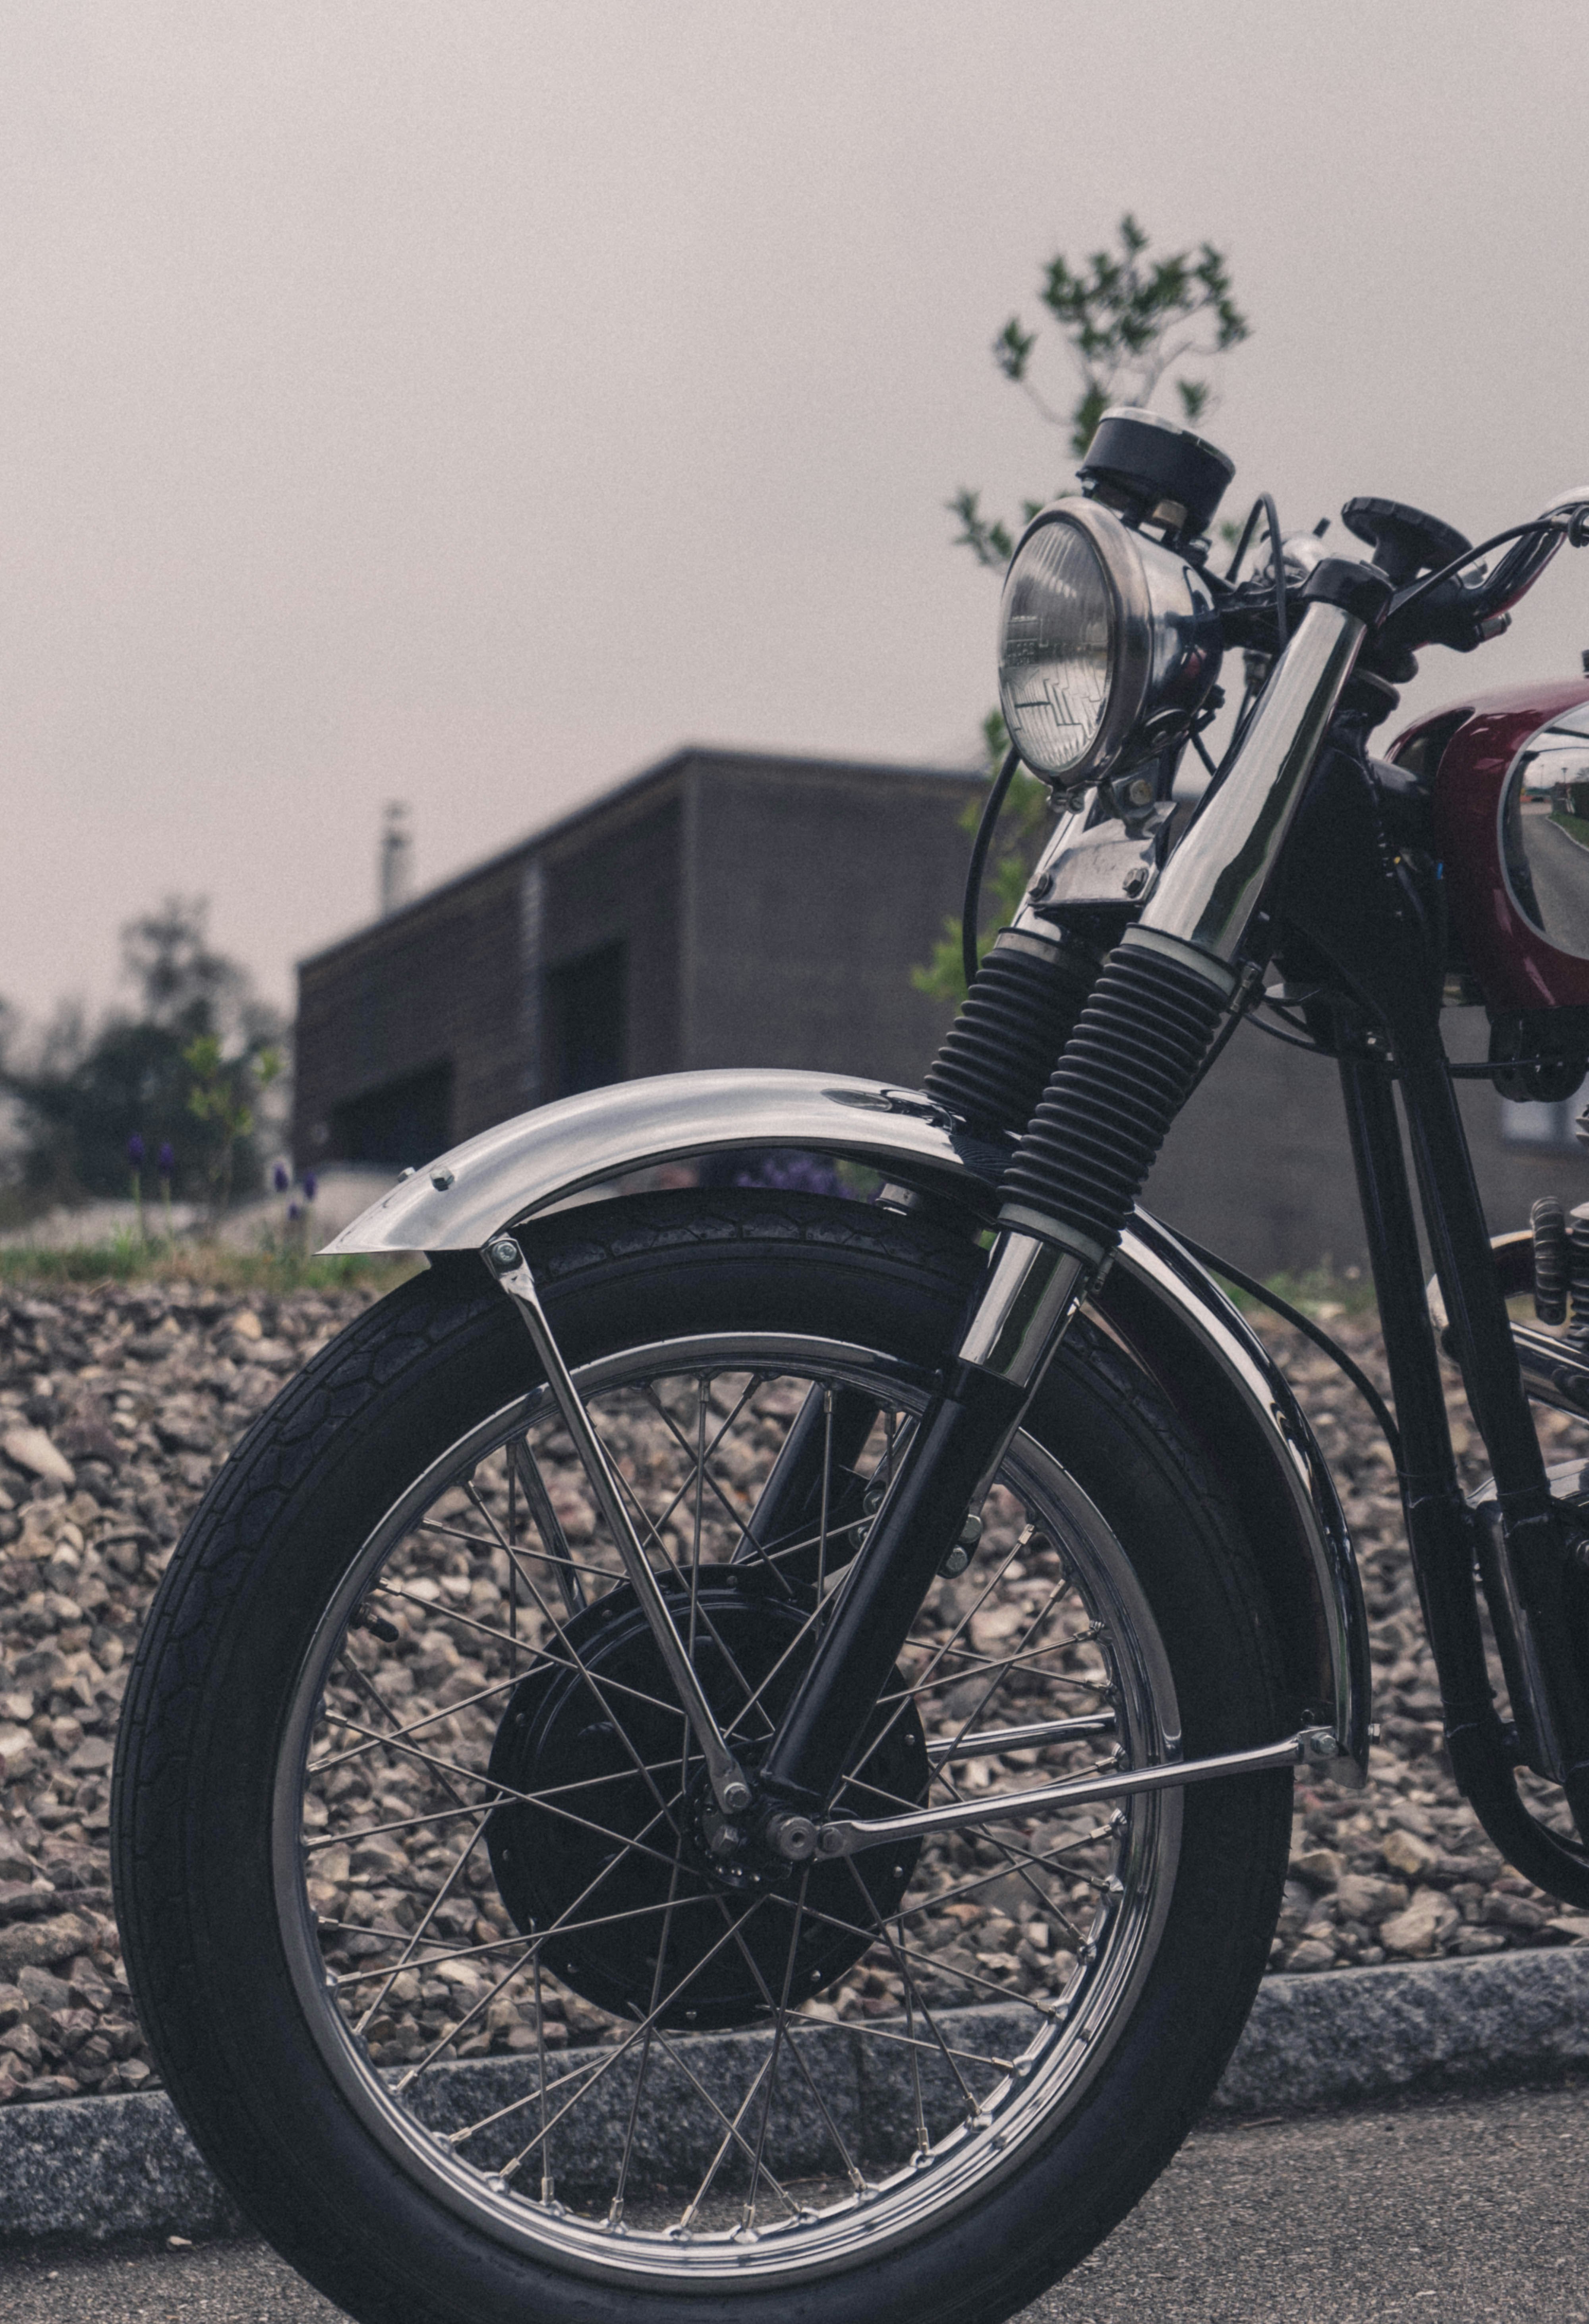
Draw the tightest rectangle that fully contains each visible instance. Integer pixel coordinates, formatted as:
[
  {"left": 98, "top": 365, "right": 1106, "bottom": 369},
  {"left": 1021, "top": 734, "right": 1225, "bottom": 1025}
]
[
  {"left": 508, "top": 1440, "right": 586, "bottom": 1615},
  {"left": 314, "top": 1717, "right": 688, "bottom": 1873},
  {"left": 352, "top": 1809, "right": 495, "bottom": 2033},
  {"left": 636, "top": 1374, "right": 798, "bottom": 1590},
  {"left": 744, "top": 1868, "right": 813, "bottom": 2227},
  {"left": 417, "top": 1517, "right": 620, "bottom": 1589},
  {"left": 369, "top": 1584, "right": 692, "bottom": 1726},
  {"left": 290, "top": 1341, "right": 1165, "bottom": 2256},
  {"left": 763, "top": 1889, "right": 1060, "bottom": 2021},
  {"left": 315, "top": 1670, "right": 527, "bottom": 1772},
  {"left": 473, "top": 1910, "right": 762, "bottom": 2166},
  {"left": 700, "top": 1896, "right": 868, "bottom": 2190}
]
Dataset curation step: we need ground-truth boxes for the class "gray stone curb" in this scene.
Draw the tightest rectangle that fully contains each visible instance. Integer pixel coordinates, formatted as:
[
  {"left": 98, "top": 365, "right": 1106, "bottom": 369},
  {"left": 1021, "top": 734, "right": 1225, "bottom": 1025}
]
[{"left": 4, "top": 1947, "right": 1589, "bottom": 2248}]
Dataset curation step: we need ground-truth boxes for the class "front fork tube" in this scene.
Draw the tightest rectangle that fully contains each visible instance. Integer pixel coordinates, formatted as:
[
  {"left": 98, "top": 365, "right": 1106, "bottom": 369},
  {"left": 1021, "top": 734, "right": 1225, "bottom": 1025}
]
[
  {"left": 754, "top": 1296, "right": 1078, "bottom": 1816},
  {"left": 731, "top": 1383, "right": 882, "bottom": 1586},
  {"left": 759, "top": 595, "right": 1382, "bottom": 1818}
]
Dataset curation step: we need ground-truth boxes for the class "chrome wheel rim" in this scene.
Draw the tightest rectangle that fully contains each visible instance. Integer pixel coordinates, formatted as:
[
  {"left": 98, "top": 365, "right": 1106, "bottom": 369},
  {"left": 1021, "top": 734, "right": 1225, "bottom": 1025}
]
[{"left": 273, "top": 1331, "right": 1181, "bottom": 2287}]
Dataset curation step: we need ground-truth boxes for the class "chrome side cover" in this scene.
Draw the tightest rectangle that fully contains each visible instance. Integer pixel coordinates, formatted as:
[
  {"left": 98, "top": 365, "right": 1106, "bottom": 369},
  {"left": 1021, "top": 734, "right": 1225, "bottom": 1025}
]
[{"left": 323, "top": 1065, "right": 1368, "bottom": 1779}]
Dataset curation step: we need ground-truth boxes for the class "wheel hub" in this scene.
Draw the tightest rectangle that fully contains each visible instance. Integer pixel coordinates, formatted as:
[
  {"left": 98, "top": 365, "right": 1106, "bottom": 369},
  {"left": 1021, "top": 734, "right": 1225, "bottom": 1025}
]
[{"left": 486, "top": 1572, "right": 925, "bottom": 2029}]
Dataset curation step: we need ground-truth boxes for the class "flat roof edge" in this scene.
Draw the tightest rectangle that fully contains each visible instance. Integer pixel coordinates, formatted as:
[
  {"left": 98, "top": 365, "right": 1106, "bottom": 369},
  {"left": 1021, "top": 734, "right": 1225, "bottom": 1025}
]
[{"left": 296, "top": 745, "right": 982, "bottom": 974}]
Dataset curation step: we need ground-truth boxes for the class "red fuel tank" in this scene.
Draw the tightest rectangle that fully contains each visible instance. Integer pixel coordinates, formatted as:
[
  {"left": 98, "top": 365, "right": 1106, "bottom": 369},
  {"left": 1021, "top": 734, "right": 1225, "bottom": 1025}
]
[{"left": 1393, "top": 679, "right": 1589, "bottom": 1012}]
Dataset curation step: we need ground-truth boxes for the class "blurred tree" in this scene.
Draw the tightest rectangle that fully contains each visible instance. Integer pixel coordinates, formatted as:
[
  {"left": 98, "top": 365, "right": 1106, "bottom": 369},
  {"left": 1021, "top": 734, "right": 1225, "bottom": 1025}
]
[
  {"left": 3, "top": 898, "right": 285, "bottom": 1206},
  {"left": 949, "top": 215, "right": 1249, "bottom": 573},
  {"left": 920, "top": 219, "right": 1249, "bottom": 1003}
]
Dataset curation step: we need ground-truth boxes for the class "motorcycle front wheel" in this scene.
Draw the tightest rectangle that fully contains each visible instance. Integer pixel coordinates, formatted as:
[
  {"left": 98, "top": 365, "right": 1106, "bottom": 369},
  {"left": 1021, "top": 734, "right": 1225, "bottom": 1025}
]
[{"left": 112, "top": 1189, "right": 1291, "bottom": 2324}]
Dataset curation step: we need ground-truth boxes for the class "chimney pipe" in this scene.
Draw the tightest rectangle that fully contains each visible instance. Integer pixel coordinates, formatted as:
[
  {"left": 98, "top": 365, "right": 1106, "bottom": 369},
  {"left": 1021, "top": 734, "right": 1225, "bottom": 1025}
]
[{"left": 379, "top": 803, "right": 412, "bottom": 918}]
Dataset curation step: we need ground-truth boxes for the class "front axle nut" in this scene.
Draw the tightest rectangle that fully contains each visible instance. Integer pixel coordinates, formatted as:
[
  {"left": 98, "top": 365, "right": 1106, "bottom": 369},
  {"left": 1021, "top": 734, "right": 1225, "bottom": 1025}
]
[{"left": 769, "top": 1815, "right": 818, "bottom": 1861}]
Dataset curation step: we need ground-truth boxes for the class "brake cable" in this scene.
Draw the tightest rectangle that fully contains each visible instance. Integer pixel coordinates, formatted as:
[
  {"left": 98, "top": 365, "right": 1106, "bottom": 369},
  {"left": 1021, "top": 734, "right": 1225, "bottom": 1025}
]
[
  {"left": 960, "top": 745, "right": 1024, "bottom": 992},
  {"left": 1167, "top": 1226, "right": 1402, "bottom": 1464}
]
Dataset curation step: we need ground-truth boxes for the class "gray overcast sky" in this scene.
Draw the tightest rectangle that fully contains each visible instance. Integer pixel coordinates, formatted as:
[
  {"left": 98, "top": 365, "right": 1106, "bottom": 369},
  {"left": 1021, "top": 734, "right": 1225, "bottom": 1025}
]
[{"left": 4, "top": 0, "right": 1589, "bottom": 1026}]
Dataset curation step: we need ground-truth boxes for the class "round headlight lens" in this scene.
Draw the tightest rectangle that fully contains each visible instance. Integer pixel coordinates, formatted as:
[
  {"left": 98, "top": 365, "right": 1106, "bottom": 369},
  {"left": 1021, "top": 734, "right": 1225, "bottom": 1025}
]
[{"left": 997, "top": 519, "right": 1116, "bottom": 780}]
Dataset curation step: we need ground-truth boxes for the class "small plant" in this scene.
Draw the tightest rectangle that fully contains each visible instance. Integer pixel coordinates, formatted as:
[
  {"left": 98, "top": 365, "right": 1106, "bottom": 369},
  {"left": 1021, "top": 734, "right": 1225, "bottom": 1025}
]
[
  {"left": 158, "top": 1143, "right": 176, "bottom": 1246},
  {"left": 127, "top": 1133, "right": 147, "bottom": 1244},
  {"left": 184, "top": 1038, "right": 282, "bottom": 1223},
  {"left": 273, "top": 1162, "right": 318, "bottom": 1253}
]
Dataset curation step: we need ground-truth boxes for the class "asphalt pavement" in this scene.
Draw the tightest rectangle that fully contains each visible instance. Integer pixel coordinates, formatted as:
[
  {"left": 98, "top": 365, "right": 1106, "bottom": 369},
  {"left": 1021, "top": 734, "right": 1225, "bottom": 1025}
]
[{"left": 2, "top": 2080, "right": 1588, "bottom": 2323}]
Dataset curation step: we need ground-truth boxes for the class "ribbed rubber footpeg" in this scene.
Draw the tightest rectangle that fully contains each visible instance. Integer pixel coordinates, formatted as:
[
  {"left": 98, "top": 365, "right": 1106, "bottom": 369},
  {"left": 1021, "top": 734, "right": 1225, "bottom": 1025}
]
[
  {"left": 924, "top": 937, "right": 1097, "bottom": 1140},
  {"left": 997, "top": 937, "right": 1228, "bottom": 1254}
]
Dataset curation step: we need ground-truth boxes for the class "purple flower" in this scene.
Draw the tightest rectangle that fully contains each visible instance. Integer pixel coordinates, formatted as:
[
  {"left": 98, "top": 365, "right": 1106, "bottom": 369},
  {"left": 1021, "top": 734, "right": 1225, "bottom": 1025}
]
[
  {"left": 159, "top": 1144, "right": 175, "bottom": 1175},
  {"left": 302, "top": 1173, "right": 317, "bottom": 1203},
  {"left": 273, "top": 1163, "right": 290, "bottom": 1194},
  {"left": 732, "top": 1151, "right": 845, "bottom": 1197},
  {"left": 287, "top": 1202, "right": 302, "bottom": 1222},
  {"left": 127, "top": 1134, "right": 145, "bottom": 1167}
]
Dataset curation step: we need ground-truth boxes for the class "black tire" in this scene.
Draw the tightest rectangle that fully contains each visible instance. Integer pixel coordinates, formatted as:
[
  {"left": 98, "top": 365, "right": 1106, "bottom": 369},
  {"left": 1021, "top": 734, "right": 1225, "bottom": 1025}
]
[{"left": 112, "top": 1191, "right": 1291, "bottom": 2324}]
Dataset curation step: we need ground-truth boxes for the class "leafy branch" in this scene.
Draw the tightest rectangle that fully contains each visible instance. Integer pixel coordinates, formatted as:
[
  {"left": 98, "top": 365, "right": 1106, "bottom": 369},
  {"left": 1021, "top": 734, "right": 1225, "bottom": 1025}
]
[{"left": 949, "top": 214, "right": 1249, "bottom": 569}]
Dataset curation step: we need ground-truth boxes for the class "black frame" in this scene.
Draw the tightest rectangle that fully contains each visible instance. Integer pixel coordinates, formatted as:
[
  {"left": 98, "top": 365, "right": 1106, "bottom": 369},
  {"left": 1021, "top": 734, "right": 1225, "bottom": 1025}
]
[{"left": 1273, "top": 731, "right": 1589, "bottom": 1894}]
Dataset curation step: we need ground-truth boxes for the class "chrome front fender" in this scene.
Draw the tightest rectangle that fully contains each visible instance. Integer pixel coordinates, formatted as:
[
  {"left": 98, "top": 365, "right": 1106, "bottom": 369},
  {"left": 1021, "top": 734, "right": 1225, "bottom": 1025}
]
[
  {"left": 325, "top": 1067, "right": 1369, "bottom": 1778},
  {"left": 321, "top": 1069, "right": 1012, "bottom": 1253}
]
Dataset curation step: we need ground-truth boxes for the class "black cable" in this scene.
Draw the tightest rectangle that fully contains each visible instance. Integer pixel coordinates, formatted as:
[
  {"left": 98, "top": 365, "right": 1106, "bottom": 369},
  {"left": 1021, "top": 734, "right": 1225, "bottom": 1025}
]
[
  {"left": 1184, "top": 971, "right": 1260, "bottom": 1097},
  {"left": 1260, "top": 492, "right": 1287, "bottom": 650},
  {"left": 1263, "top": 996, "right": 1328, "bottom": 1040},
  {"left": 1247, "top": 1012, "right": 1336, "bottom": 1058},
  {"left": 1169, "top": 1227, "right": 1402, "bottom": 1463},
  {"left": 1222, "top": 492, "right": 1287, "bottom": 647},
  {"left": 1377, "top": 518, "right": 1564, "bottom": 629},
  {"left": 961, "top": 746, "right": 1024, "bottom": 993},
  {"left": 1224, "top": 496, "right": 1264, "bottom": 583}
]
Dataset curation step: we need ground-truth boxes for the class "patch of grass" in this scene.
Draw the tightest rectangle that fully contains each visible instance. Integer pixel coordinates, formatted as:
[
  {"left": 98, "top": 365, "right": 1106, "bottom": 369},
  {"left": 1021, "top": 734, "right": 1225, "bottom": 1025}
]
[
  {"left": 0, "top": 1242, "right": 423, "bottom": 1294},
  {"left": 1550, "top": 805, "right": 1589, "bottom": 849},
  {"left": 1209, "top": 1262, "right": 1378, "bottom": 1322}
]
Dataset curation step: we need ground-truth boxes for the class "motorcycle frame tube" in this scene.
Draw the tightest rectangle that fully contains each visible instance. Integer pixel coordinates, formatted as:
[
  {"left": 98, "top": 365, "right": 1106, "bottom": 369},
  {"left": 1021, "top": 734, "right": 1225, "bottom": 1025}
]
[
  {"left": 1270, "top": 726, "right": 1589, "bottom": 1886},
  {"left": 1395, "top": 1035, "right": 1589, "bottom": 1813},
  {"left": 323, "top": 1066, "right": 1367, "bottom": 1780},
  {"left": 1338, "top": 1043, "right": 1589, "bottom": 1895},
  {"left": 1336, "top": 1050, "right": 1496, "bottom": 1753}
]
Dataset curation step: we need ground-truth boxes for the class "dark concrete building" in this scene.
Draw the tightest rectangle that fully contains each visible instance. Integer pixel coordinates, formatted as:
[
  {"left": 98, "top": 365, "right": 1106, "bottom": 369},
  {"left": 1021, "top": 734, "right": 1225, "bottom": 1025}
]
[
  {"left": 293, "top": 745, "right": 984, "bottom": 1171},
  {"left": 295, "top": 743, "right": 1589, "bottom": 1278}
]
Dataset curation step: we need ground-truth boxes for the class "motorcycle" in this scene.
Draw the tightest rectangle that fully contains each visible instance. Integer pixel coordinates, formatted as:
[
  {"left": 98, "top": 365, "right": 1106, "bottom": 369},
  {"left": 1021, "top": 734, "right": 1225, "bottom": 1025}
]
[{"left": 111, "top": 406, "right": 1589, "bottom": 2322}]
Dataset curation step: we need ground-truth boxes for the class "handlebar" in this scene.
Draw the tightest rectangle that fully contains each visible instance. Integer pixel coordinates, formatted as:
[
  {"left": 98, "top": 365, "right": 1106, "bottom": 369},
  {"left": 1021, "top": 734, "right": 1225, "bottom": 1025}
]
[{"left": 1378, "top": 490, "right": 1589, "bottom": 656}]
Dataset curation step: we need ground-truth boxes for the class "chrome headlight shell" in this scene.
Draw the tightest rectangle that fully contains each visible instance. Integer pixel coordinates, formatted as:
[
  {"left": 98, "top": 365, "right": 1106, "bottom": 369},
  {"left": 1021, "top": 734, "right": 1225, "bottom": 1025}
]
[{"left": 997, "top": 499, "right": 1224, "bottom": 786}]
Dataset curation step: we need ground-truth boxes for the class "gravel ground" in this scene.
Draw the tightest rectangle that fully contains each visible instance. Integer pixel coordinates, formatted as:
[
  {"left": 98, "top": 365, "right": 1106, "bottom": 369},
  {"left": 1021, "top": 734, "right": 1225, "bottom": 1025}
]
[{"left": 0, "top": 1273, "right": 1583, "bottom": 2109}]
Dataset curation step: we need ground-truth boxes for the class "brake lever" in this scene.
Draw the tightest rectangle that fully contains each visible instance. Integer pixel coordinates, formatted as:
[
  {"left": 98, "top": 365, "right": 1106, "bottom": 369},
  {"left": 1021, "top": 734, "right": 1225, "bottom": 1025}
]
[{"left": 1378, "top": 493, "right": 1589, "bottom": 655}]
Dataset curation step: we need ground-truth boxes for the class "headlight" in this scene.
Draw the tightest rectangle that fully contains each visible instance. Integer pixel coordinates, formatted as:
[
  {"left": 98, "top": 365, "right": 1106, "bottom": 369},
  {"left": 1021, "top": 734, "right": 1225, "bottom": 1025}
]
[{"left": 997, "top": 499, "right": 1223, "bottom": 786}]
